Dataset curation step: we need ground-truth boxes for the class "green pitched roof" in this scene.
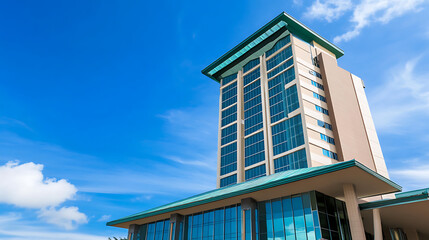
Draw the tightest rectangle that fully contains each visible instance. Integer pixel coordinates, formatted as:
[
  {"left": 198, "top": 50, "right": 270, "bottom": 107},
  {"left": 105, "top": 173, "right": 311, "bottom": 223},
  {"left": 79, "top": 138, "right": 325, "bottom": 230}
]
[
  {"left": 201, "top": 12, "right": 344, "bottom": 82},
  {"left": 107, "top": 160, "right": 399, "bottom": 226}
]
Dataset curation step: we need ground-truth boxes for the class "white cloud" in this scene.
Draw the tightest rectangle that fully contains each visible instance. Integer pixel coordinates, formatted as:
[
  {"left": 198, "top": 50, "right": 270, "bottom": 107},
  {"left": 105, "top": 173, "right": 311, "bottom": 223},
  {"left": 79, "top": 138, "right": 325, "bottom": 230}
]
[
  {"left": 334, "top": 0, "right": 425, "bottom": 43},
  {"left": 0, "top": 161, "right": 88, "bottom": 230},
  {"left": 0, "top": 161, "right": 77, "bottom": 208},
  {"left": 38, "top": 207, "right": 88, "bottom": 230},
  {"left": 305, "top": 0, "right": 353, "bottom": 22},
  {"left": 369, "top": 57, "right": 429, "bottom": 133}
]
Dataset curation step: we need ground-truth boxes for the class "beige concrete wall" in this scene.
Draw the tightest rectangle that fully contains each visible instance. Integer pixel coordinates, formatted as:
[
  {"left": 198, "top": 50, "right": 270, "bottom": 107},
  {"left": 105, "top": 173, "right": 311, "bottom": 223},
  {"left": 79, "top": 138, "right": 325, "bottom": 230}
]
[{"left": 318, "top": 52, "right": 376, "bottom": 171}]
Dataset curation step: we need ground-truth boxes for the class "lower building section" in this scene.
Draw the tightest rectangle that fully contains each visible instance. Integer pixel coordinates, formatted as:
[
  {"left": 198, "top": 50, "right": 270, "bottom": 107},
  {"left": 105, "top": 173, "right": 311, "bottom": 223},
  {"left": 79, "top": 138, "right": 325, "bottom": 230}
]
[{"left": 128, "top": 191, "right": 351, "bottom": 240}]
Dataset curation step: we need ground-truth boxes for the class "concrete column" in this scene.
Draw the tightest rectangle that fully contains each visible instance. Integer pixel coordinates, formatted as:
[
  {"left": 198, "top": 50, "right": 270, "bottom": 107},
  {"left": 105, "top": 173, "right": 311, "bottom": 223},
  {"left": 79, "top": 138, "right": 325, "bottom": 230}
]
[
  {"left": 343, "top": 183, "right": 366, "bottom": 239},
  {"left": 128, "top": 224, "right": 139, "bottom": 240},
  {"left": 170, "top": 213, "right": 184, "bottom": 240},
  {"left": 373, "top": 208, "right": 383, "bottom": 240},
  {"left": 237, "top": 70, "right": 244, "bottom": 183},
  {"left": 241, "top": 198, "right": 257, "bottom": 240}
]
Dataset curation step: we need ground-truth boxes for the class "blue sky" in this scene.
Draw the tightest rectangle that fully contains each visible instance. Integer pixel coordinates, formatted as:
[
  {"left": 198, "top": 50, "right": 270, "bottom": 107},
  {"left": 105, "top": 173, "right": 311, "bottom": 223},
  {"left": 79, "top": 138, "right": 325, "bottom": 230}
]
[{"left": 0, "top": 0, "right": 428, "bottom": 239}]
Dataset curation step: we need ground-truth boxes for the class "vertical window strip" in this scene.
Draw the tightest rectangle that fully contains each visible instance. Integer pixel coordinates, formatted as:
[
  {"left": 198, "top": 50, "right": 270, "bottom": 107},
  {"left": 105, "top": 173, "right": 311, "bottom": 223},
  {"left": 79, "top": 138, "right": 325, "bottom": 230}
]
[
  {"left": 309, "top": 70, "right": 322, "bottom": 79},
  {"left": 243, "top": 68, "right": 261, "bottom": 86},
  {"left": 271, "top": 114, "right": 305, "bottom": 156},
  {"left": 220, "top": 174, "right": 237, "bottom": 188},
  {"left": 220, "top": 142, "right": 237, "bottom": 175},
  {"left": 265, "top": 35, "right": 291, "bottom": 58},
  {"left": 243, "top": 58, "right": 260, "bottom": 73},
  {"left": 221, "top": 105, "right": 237, "bottom": 127},
  {"left": 244, "top": 132, "right": 265, "bottom": 167},
  {"left": 221, "top": 124, "right": 237, "bottom": 146},
  {"left": 221, "top": 82, "right": 238, "bottom": 109},
  {"left": 222, "top": 73, "right": 238, "bottom": 86},
  {"left": 244, "top": 79, "right": 263, "bottom": 136},
  {"left": 266, "top": 46, "right": 293, "bottom": 71},
  {"left": 267, "top": 68, "right": 297, "bottom": 124},
  {"left": 267, "top": 58, "right": 293, "bottom": 79},
  {"left": 274, "top": 149, "right": 307, "bottom": 173},
  {"left": 245, "top": 164, "right": 266, "bottom": 181}
]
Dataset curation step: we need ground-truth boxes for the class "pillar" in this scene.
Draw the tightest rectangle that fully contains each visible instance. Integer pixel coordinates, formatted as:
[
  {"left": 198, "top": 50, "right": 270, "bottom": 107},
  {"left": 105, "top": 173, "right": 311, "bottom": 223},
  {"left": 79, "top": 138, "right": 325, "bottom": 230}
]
[
  {"left": 373, "top": 208, "right": 382, "bottom": 240},
  {"left": 241, "top": 198, "right": 257, "bottom": 240},
  {"left": 170, "top": 213, "right": 184, "bottom": 240},
  {"left": 128, "top": 224, "right": 139, "bottom": 240},
  {"left": 343, "top": 183, "right": 366, "bottom": 239}
]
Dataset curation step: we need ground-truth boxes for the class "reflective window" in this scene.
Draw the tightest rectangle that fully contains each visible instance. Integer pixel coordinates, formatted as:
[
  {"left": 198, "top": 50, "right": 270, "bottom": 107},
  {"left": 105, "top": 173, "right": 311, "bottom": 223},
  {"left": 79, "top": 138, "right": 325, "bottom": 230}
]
[
  {"left": 222, "top": 82, "right": 237, "bottom": 109},
  {"left": 220, "top": 174, "right": 237, "bottom": 188},
  {"left": 243, "top": 68, "right": 261, "bottom": 86},
  {"left": 245, "top": 164, "right": 266, "bottom": 181},
  {"left": 245, "top": 132, "right": 265, "bottom": 167},
  {"left": 163, "top": 220, "right": 171, "bottom": 240},
  {"left": 244, "top": 79, "right": 263, "bottom": 136},
  {"left": 221, "top": 124, "right": 237, "bottom": 146},
  {"left": 317, "top": 120, "right": 332, "bottom": 130},
  {"left": 315, "top": 105, "right": 329, "bottom": 115},
  {"left": 266, "top": 35, "right": 291, "bottom": 58},
  {"left": 222, "top": 73, "right": 238, "bottom": 86},
  {"left": 311, "top": 80, "right": 324, "bottom": 90},
  {"left": 221, "top": 105, "right": 237, "bottom": 127},
  {"left": 267, "top": 58, "right": 293, "bottom": 79},
  {"left": 320, "top": 133, "right": 335, "bottom": 145},
  {"left": 220, "top": 143, "right": 237, "bottom": 175},
  {"left": 271, "top": 114, "right": 305, "bottom": 156},
  {"left": 313, "top": 92, "right": 326, "bottom": 102},
  {"left": 203, "top": 211, "right": 214, "bottom": 240},
  {"left": 214, "top": 208, "right": 224, "bottom": 240},
  {"left": 274, "top": 148, "right": 307, "bottom": 173},
  {"left": 268, "top": 69, "right": 297, "bottom": 124},
  {"left": 147, "top": 223, "right": 156, "bottom": 240},
  {"left": 243, "top": 58, "right": 260, "bottom": 73},
  {"left": 322, "top": 149, "right": 338, "bottom": 160},
  {"left": 266, "top": 46, "right": 292, "bottom": 71},
  {"left": 192, "top": 213, "right": 202, "bottom": 240}
]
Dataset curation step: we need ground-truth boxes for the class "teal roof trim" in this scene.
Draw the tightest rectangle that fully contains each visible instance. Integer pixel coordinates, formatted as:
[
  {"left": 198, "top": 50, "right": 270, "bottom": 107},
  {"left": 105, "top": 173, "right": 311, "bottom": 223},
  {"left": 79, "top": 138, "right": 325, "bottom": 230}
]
[
  {"left": 360, "top": 189, "right": 429, "bottom": 210},
  {"left": 107, "top": 160, "right": 400, "bottom": 226},
  {"left": 202, "top": 12, "right": 344, "bottom": 82},
  {"left": 395, "top": 188, "right": 429, "bottom": 198}
]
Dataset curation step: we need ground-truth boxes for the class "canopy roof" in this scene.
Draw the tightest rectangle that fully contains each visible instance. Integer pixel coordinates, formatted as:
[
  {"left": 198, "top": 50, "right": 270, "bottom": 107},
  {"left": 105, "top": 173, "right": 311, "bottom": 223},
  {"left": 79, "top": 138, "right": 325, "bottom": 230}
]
[
  {"left": 107, "top": 160, "right": 400, "bottom": 228},
  {"left": 201, "top": 12, "right": 344, "bottom": 82}
]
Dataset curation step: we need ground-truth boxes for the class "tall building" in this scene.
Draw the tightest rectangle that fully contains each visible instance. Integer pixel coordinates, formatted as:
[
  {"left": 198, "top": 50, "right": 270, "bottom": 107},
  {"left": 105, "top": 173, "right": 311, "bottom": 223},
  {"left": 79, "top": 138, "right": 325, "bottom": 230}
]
[
  {"left": 107, "top": 12, "right": 429, "bottom": 240},
  {"left": 201, "top": 13, "right": 388, "bottom": 188}
]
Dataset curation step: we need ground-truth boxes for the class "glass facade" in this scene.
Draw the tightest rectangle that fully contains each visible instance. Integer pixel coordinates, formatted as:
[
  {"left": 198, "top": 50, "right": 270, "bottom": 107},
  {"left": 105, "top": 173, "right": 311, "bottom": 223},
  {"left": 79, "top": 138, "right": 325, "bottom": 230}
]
[
  {"left": 221, "top": 124, "right": 237, "bottom": 146},
  {"left": 221, "top": 105, "right": 237, "bottom": 127},
  {"left": 243, "top": 58, "right": 260, "bottom": 73},
  {"left": 315, "top": 105, "right": 329, "bottom": 115},
  {"left": 313, "top": 92, "right": 326, "bottom": 102},
  {"left": 244, "top": 132, "right": 265, "bottom": 167},
  {"left": 244, "top": 79, "right": 263, "bottom": 136},
  {"left": 131, "top": 192, "right": 351, "bottom": 240},
  {"left": 311, "top": 80, "right": 324, "bottom": 90},
  {"left": 274, "top": 148, "right": 307, "bottom": 173},
  {"left": 245, "top": 164, "right": 266, "bottom": 181},
  {"left": 271, "top": 114, "right": 305, "bottom": 156},
  {"left": 320, "top": 133, "right": 335, "bottom": 145},
  {"left": 265, "top": 35, "right": 290, "bottom": 58},
  {"left": 268, "top": 68, "right": 298, "bottom": 124},
  {"left": 222, "top": 82, "right": 238, "bottom": 109},
  {"left": 220, "top": 143, "right": 237, "bottom": 175},
  {"left": 222, "top": 73, "right": 238, "bottom": 86},
  {"left": 220, "top": 174, "right": 237, "bottom": 188}
]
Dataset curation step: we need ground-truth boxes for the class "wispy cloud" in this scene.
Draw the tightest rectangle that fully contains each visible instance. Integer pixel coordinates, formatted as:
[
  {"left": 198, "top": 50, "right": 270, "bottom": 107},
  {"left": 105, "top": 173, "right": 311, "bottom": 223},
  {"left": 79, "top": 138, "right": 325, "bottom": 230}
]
[
  {"left": 305, "top": 0, "right": 426, "bottom": 43},
  {"left": 305, "top": 0, "right": 353, "bottom": 22},
  {"left": 0, "top": 213, "right": 104, "bottom": 240},
  {"left": 368, "top": 57, "right": 429, "bottom": 134}
]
